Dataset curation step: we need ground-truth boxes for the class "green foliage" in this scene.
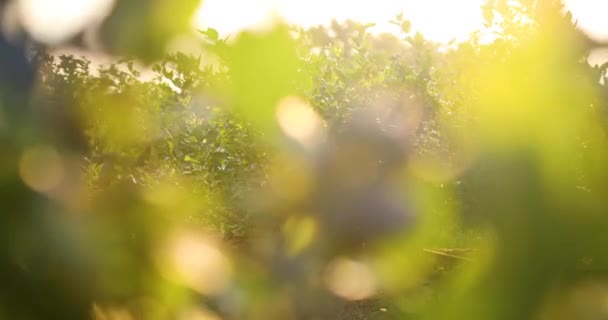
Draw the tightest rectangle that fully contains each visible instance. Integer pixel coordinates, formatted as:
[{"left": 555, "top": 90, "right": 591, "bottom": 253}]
[{"left": 2, "top": 1, "right": 608, "bottom": 319}]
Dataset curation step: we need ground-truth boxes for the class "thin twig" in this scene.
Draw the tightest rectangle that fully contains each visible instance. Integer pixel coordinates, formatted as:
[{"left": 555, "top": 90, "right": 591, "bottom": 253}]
[{"left": 423, "top": 248, "right": 472, "bottom": 262}]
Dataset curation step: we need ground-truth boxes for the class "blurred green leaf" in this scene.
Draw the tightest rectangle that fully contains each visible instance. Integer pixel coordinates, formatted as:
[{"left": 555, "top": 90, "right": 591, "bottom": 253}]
[
  {"left": 221, "top": 25, "right": 305, "bottom": 136},
  {"left": 100, "top": 0, "right": 200, "bottom": 62}
]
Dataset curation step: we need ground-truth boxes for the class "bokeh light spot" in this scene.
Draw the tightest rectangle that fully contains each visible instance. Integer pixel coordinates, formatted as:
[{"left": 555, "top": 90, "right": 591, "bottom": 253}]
[
  {"left": 159, "top": 230, "right": 232, "bottom": 296},
  {"left": 276, "top": 96, "right": 324, "bottom": 147},
  {"left": 323, "top": 257, "right": 377, "bottom": 300},
  {"left": 19, "top": 145, "right": 65, "bottom": 193}
]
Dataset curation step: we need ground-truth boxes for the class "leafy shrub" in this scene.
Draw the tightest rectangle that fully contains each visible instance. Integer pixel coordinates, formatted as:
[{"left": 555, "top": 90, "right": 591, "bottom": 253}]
[{"left": 2, "top": 1, "right": 608, "bottom": 319}]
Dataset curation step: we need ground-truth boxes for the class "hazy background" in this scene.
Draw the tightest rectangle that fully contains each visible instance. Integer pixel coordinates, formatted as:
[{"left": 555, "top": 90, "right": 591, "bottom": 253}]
[{"left": 14, "top": 0, "right": 608, "bottom": 45}]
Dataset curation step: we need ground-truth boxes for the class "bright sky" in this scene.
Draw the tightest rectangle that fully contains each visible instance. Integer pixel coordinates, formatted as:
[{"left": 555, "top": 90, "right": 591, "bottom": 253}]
[
  {"left": 562, "top": 0, "right": 608, "bottom": 42},
  {"left": 194, "top": 0, "right": 608, "bottom": 43},
  {"left": 194, "top": 0, "right": 487, "bottom": 43},
  {"left": 10, "top": 0, "right": 608, "bottom": 45}
]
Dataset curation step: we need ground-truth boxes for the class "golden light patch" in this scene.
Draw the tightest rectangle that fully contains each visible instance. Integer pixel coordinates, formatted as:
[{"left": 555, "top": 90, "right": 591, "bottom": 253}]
[
  {"left": 158, "top": 230, "right": 232, "bottom": 296},
  {"left": 276, "top": 96, "right": 325, "bottom": 148}
]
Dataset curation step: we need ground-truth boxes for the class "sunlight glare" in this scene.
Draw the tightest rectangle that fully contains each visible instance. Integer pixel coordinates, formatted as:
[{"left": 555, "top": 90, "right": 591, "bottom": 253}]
[
  {"left": 195, "top": 0, "right": 485, "bottom": 43},
  {"left": 194, "top": 0, "right": 278, "bottom": 35},
  {"left": 403, "top": 0, "right": 485, "bottom": 43},
  {"left": 563, "top": 0, "right": 608, "bottom": 41}
]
